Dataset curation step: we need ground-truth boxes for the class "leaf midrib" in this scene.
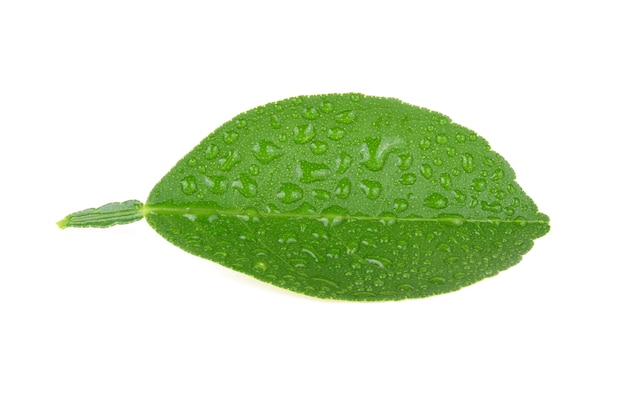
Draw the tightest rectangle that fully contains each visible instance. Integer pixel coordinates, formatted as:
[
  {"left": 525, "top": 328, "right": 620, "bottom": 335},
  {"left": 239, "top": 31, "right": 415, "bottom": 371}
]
[{"left": 144, "top": 205, "right": 547, "bottom": 224}]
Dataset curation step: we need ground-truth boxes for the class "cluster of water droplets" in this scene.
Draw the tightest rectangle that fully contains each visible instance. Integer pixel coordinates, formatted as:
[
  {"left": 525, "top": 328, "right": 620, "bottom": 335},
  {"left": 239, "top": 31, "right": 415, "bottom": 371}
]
[{"left": 143, "top": 93, "right": 548, "bottom": 300}]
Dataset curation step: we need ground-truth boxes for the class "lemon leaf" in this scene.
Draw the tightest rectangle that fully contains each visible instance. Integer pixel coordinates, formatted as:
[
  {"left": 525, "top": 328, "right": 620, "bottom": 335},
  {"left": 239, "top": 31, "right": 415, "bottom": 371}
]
[{"left": 58, "top": 93, "right": 549, "bottom": 300}]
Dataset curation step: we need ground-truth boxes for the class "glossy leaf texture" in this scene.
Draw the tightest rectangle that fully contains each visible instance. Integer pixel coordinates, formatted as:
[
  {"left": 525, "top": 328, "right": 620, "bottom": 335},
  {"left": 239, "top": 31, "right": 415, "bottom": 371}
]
[{"left": 141, "top": 93, "right": 549, "bottom": 301}]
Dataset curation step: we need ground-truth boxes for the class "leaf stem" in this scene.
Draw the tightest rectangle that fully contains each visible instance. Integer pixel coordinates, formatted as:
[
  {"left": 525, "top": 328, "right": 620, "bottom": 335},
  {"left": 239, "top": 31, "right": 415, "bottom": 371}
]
[{"left": 57, "top": 200, "right": 144, "bottom": 229}]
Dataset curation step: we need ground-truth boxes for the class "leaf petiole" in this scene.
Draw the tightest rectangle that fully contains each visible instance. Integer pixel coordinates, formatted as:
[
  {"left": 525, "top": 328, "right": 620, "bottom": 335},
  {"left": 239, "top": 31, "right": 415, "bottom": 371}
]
[{"left": 57, "top": 200, "right": 144, "bottom": 229}]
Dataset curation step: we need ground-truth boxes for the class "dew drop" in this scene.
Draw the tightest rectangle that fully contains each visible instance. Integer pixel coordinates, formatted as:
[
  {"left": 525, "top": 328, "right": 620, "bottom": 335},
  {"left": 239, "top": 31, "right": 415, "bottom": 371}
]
[
  {"left": 180, "top": 175, "right": 198, "bottom": 195},
  {"left": 455, "top": 132, "right": 466, "bottom": 143},
  {"left": 461, "top": 153, "right": 475, "bottom": 173},
  {"left": 310, "top": 140, "right": 328, "bottom": 155},
  {"left": 269, "top": 114, "right": 281, "bottom": 129},
  {"left": 311, "top": 277, "right": 339, "bottom": 289},
  {"left": 378, "top": 212, "right": 397, "bottom": 226},
  {"left": 205, "top": 143, "right": 220, "bottom": 160},
  {"left": 472, "top": 178, "right": 487, "bottom": 192},
  {"left": 350, "top": 93, "right": 363, "bottom": 102},
  {"left": 453, "top": 189, "right": 467, "bottom": 203},
  {"left": 187, "top": 157, "right": 197, "bottom": 167},
  {"left": 433, "top": 157, "right": 443, "bottom": 166},
  {"left": 335, "top": 151, "right": 353, "bottom": 174},
  {"left": 218, "top": 150, "right": 242, "bottom": 171},
  {"left": 359, "top": 180, "right": 382, "bottom": 200},
  {"left": 393, "top": 198, "right": 409, "bottom": 213},
  {"left": 312, "top": 189, "right": 331, "bottom": 201},
  {"left": 420, "top": 164, "right": 433, "bottom": 179},
  {"left": 204, "top": 175, "right": 228, "bottom": 194},
  {"left": 436, "top": 134, "right": 448, "bottom": 144},
  {"left": 302, "top": 106, "right": 320, "bottom": 120},
  {"left": 223, "top": 130, "right": 239, "bottom": 144},
  {"left": 297, "top": 160, "right": 330, "bottom": 183},
  {"left": 253, "top": 261, "right": 267, "bottom": 274},
  {"left": 293, "top": 123, "right": 316, "bottom": 144},
  {"left": 399, "top": 173, "right": 417, "bottom": 185},
  {"left": 360, "top": 136, "right": 406, "bottom": 172},
  {"left": 396, "top": 153, "right": 412, "bottom": 170},
  {"left": 491, "top": 168, "right": 504, "bottom": 181},
  {"left": 334, "top": 178, "right": 352, "bottom": 199},
  {"left": 514, "top": 216, "right": 528, "bottom": 227},
  {"left": 277, "top": 183, "right": 304, "bottom": 204},
  {"left": 429, "top": 276, "right": 447, "bottom": 285},
  {"left": 438, "top": 213, "right": 464, "bottom": 226},
  {"left": 366, "top": 258, "right": 389, "bottom": 268},
  {"left": 446, "top": 146, "right": 456, "bottom": 157},
  {"left": 183, "top": 214, "right": 197, "bottom": 222},
  {"left": 439, "top": 173, "right": 452, "bottom": 190},
  {"left": 507, "top": 183, "right": 517, "bottom": 194},
  {"left": 327, "top": 127, "right": 346, "bottom": 141},
  {"left": 301, "top": 247, "right": 319, "bottom": 262},
  {"left": 419, "top": 137, "right": 431, "bottom": 150},
  {"left": 437, "top": 243, "right": 451, "bottom": 252},
  {"left": 232, "top": 173, "right": 258, "bottom": 198},
  {"left": 320, "top": 100, "right": 334, "bottom": 113},
  {"left": 424, "top": 193, "right": 448, "bottom": 209},
  {"left": 249, "top": 164, "right": 260, "bottom": 176},
  {"left": 236, "top": 119, "right": 247, "bottom": 129},
  {"left": 318, "top": 205, "right": 349, "bottom": 227},
  {"left": 252, "top": 140, "right": 283, "bottom": 164},
  {"left": 335, "top": 110, "right": 357, "bottom": 124},
  {"left": 481, "top": 200, "right": 502, "bottom": 213}
]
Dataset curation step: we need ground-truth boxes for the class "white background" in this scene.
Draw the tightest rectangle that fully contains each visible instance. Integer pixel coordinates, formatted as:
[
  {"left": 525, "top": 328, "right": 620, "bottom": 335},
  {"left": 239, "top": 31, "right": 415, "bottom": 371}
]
[{"left": 1, "top": 1, "right": 624, "bottom": 398}]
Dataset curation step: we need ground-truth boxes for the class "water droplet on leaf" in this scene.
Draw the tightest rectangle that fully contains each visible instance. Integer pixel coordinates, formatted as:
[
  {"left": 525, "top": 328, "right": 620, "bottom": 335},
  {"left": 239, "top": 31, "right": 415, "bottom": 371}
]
[
  {"left": 297, "top": 160, "right": 330, "bottom": 183},
  {"left": 424, "top": 193, "right": 448, "bottom": 209},
  {"left": 420, "top": 164, "right": 433, "bottom": 179},
  {"left": 224, "top": 130, "right": 239, "bottom": 143},
  {"left": 180, "top": 176, "right": 198, "bottom": 195},
  {"left": 461, "top": 153, "right": 474, "bottom": 173},
  {"left": 218, "top": 150, "right": 242, "bottom": 171},
  {"left": 327, "top": 127, "right": 346, "bottom": 141},
  {"left": 439, "top": 173, "right": 452, "bottom": 190},
  {"left": 310, "top": 140, "right": 328, "bottom": 155},
  {"left": 232, "top": 173, "right": 258, "bottom": 198},
  {"left": 252, "top": 140, "right": 283, "bottom": 164},
  {"left": 335, "top": 151, "right": 353, "bottom": 174},
  {"left": 334, "top": 178, "right": 352, "bottom": 199},
  {"left": 472, "top": 178, "right": 487, "bottom": 192},
  {"left": 399, "top": 173, "right": 417, "bottom": 185},
  {"left": 205, "top": 143, "right": 220, "bottom": 160},
  {"left": 293, "top": 123, "right": 316, "bottom": 144},
  {"left": 359, "top": 180, "right": 382, "bottom": 200},
  {"left": 335, "top": 110, "right": 357, "bottom": 124},
  {"left": 277, "top": 183, "right": 304, "bottom": 204}
]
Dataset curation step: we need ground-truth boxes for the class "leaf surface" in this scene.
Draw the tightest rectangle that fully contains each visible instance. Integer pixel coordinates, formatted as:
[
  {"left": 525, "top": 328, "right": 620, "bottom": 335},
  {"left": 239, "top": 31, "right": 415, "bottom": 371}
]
[{"left": 139, "top": 93, "right": 549, "bottom": 300}]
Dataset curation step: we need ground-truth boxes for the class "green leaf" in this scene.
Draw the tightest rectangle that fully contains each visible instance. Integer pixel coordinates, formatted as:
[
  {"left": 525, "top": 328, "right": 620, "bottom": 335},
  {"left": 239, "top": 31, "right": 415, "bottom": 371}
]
[{"left": 58, "top": 93, "right": 550, "bottom": 301}]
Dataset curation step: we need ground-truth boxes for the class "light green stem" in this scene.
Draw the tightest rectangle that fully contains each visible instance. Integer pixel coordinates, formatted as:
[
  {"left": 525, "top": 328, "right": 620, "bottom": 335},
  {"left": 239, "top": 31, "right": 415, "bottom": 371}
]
[{"left": 57, "top": 200, "right": 144, "bottom": 229}]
